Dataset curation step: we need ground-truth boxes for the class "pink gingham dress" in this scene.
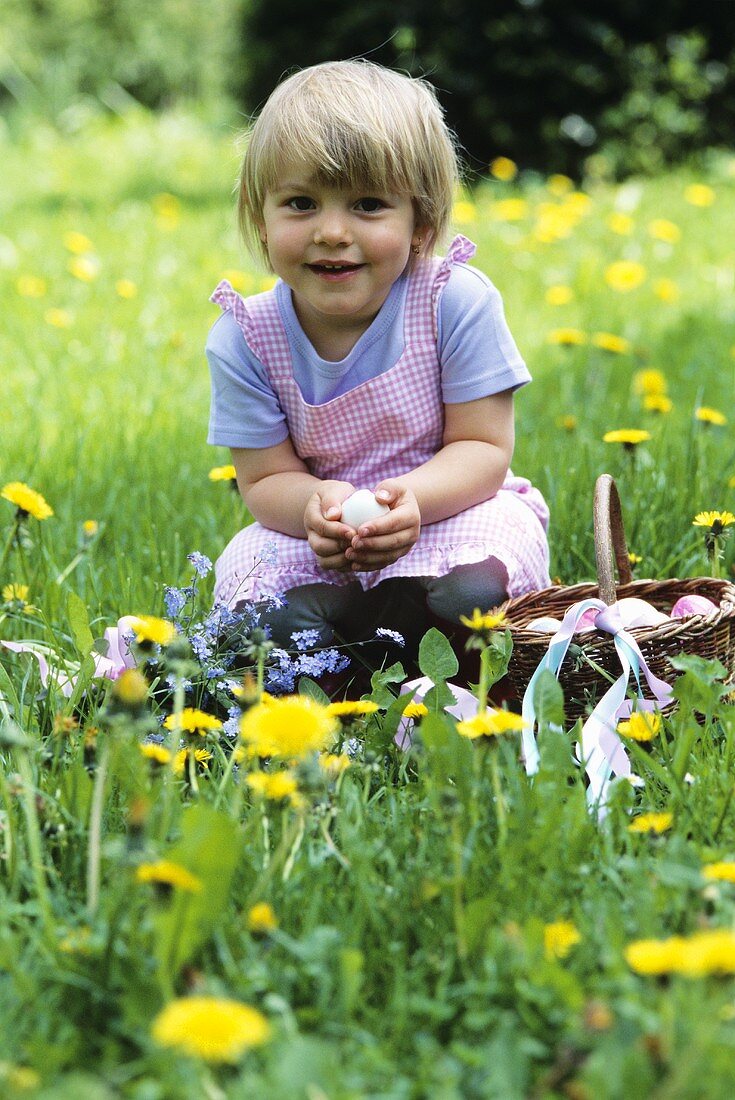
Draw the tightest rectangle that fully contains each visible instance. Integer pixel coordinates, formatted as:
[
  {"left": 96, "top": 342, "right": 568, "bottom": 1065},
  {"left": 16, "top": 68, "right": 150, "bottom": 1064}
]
[{"left": 211, "top": 235, "right": 550, "bottom": 607}]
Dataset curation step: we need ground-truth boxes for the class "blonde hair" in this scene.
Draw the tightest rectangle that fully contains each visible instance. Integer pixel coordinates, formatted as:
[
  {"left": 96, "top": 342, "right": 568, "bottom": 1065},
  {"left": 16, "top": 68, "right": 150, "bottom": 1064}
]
[{"left": 238, "top": 59, "right": 461, "bottom": 267}]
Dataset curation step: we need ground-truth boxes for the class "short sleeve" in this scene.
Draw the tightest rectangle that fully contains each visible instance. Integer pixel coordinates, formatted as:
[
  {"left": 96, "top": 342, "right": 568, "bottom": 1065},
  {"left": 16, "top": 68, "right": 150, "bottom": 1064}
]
[
  {"left": 437, "top": 264, "right": 531, "bottom": 403},
  {"left": 206, "top": 311, "right": 290, "bottom": 449}
]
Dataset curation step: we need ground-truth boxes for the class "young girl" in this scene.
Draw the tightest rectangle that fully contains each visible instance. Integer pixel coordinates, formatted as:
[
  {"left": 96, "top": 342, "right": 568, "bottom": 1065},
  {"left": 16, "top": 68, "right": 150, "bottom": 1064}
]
[{"left": 206, "top": 59, "right": 550, "bottom": 657}]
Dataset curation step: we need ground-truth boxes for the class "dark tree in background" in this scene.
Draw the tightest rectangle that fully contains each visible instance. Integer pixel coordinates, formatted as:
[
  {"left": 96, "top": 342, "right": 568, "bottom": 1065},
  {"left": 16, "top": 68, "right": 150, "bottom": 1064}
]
[{"left": 236, "top": 0, "right": 735, "bottom": 177}]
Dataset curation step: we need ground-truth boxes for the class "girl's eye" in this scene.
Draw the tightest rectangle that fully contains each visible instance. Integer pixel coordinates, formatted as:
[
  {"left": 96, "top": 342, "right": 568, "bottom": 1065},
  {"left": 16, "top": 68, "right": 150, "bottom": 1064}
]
[
  {"left": 287, "top": 196, "right": 314, "bottom": 211},
  {"left": 355, "top": 197, "right": 386, "bottom": 213}
]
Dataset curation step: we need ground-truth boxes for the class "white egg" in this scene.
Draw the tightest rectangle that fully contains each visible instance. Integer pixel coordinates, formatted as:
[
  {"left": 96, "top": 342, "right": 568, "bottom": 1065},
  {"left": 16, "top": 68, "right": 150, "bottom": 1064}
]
[
  {"left": 340, "top": 489, "right": 390, "bottom": 528},
  {"left": 615, "top": 597, "right": 670, "bottom": 629},
  {"left": 526, "top": 616, "right": 562, "bottom": 633}
]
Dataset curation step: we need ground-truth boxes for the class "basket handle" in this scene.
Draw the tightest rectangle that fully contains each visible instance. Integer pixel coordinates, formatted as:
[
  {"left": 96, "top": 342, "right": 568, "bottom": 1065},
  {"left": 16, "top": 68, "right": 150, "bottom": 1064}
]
[{"left": 593, "top": 474, "right": 632, "bottom": 604}]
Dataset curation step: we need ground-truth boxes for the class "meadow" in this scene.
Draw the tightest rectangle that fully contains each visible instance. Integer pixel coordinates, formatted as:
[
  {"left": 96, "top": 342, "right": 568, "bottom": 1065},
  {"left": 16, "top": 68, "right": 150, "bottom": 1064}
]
[{"left": 1, "top": 108, "right": 735, "bottom": 1098}]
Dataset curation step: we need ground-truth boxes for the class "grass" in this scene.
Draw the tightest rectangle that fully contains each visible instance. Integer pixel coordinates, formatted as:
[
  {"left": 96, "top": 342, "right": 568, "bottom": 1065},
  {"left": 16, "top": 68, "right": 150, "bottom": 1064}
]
[{"left": 1, "top": 108, "right": 735, "bottom": 1097}]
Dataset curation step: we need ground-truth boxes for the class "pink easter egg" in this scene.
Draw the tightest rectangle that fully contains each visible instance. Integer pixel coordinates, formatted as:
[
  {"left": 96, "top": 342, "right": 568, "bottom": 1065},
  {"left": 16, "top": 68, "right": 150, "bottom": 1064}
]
[
  {"left": 615, "top": 597, "right": 670, "bottom": 629},
  {"left": 575, "top": 607, "right": 600, "bottom": 633},
  {"left": 670, "top": 595, "right": 719, "bottom": 618}
]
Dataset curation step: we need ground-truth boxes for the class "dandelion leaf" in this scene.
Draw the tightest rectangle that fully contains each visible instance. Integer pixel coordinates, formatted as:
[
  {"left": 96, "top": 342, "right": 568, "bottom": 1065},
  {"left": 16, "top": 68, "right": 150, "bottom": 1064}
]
[
  {"left": 418, "top": 627, "right": 459, "bottom": 684},
  {"left": 532, "top": 669, "right": 566, "bottom": 729},
  {"left": 154, "top": 804, "right": 239, "bottom": 981},
  {"left": 67, "top": 590, "right": 94, "bottom": 658}
]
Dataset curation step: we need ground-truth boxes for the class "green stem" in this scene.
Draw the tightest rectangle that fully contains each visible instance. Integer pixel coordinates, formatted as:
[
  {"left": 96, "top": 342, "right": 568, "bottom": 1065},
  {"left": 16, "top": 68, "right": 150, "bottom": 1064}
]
[
  {"left": 16, "top": 749, "right": 55, "bottom": 942},
  {"left": 159, "top": 675, "right": 186, "bottom": 842},
  {"left": 87, "top": 740, "right": 110, "bottom": 919},
  {"left": 450, "top": 816, "right": 467, "bottom": 961},
  {"left": 0, "top": 517, "right": 20, "bottom": 580},
  {"left": 490, "top": 752, "right": 507, "bottom": 846},
  {"left": 477, "top": 649, "right": 490, "bottom": 712}
]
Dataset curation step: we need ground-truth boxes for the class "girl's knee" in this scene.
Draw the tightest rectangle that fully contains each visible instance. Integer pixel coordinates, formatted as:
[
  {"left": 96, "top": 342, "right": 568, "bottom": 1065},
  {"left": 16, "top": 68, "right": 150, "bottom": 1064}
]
[{"left": 425, "top": 558, "right": 509, "bottom": 623}]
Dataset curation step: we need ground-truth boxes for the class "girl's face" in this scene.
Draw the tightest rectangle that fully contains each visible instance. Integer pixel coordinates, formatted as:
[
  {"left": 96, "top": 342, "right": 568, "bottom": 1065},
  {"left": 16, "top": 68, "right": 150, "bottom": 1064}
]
[{"left": 259, "top": 167, "right": 422, "bottom": 355}]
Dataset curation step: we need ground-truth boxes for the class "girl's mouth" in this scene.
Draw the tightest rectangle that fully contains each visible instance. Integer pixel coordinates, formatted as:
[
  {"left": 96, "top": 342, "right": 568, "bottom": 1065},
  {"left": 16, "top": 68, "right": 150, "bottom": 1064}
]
[{"left": 307, "top": 262, "right": 365, "bottom": 281}]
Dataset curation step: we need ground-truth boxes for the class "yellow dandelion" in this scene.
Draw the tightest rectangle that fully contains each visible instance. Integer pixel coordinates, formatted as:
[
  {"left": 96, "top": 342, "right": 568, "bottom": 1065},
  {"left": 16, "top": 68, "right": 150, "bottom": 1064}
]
[
  {"left": 546, "top": 328, "right": 587, "bottom": 347},
  {"left": 246, "top": 770, "right": 299, "bottom": 801},
  {"left": 68, "top": 255, "right": 100, "bottom": 282},
  {"left": 208, "top": 464, "right": 237, "bottom": 482},
  {"left": 607, "top": 212, "right": 634, "bottom": 235},
  {"left": 684, "top": 184, "right": 715, "bottom": 207},
  {"left": 603, "top": 429, "right": 651, "bottom": 446},
  {"left": 703, "top": 863, "right": 735, "bottom": 884},
  {"left": 491, "top": 198, "right": 528, "bottom": 222},
  {"left": 544, "top": 920, "right": 581, "bottom": 960},
  {"left": 63, "top": 230, "right": 93, "bottom": 254},
  {"left": 653, "top": 278, "right": 680, "bottom": 303},
  {"left": 1, "top": 481, "right": 54, "bottom": 520},
  {"left": 152, "top": 192, "right": 181, "bottom": 228},
  {"left": 151, "top": 996, "right": 271, "bottom": 1062},
  {"left": 139, "top": 743, "right": 171, "bottom": 765},
  {"left": 545, "top": 284, "right": 574, "bottom": 306},
  {"left": 633, "top": 368, "right": 668, "bottom": 396},
  {"left": 2, "top": 583, "right": 30, "bottom": 603},
  {"left": 618, "top": 712, "right": 662, "bottom": 742},
  {"left": 247, "top": 902, "right": 278, "bottom": 934},
  {"left": 692, "top": 511, "right": 735, "bottom": 530},
  {"left": 643, "top": 394, "right": 673, "bottom": 414},
  {"left": 83, "top": 519, "right": 99, "bottom": 538},
  {"left": 591, "top": 332, "right": 631, "bottom": 355},
  {"left": 116, "top": 279, "right": 138, "bottom": 299},
  {"left": 459, "top": 608, "right": 507, "bottom": 633},
  {"left": 628, "top": 552, "right": 643, "bottom": 566},
  {"left": 326, "top": 700, "right": 380, "bottom": 719},
  {"left": 16, "top": 274, "right": 47, "bottom": 298},
  {"left": 546, "top": 174, "right": 574, "bottom": 196},
  {"left": 452, "top": 200, "right": 478, "bottom": 224},
  {"left": 136, "top": 859, "right": 202, "bottom": 893},
  {"left": 44, "top": 307, "right": 72, "bottom": 328},
  {"left": 240, "top": 695, "right": 337, "bottom": 759},
  {"left": 456, "top": 710, "right": 527, "bottom": 739},
  {"left": 113, "top": 669, "right": 149, "bottom": 707},
  {"left": 490, "top": 156, "right": 518, "bottom": 181},
  {"left": 696, "top": 406, "right": 727, "bottom": 427},
  {"left": 402, "top": 702, "right": 429, "bottom": 721},
  {"left": 319, "top": 752, "right": 352, "bottom": 777},
  {"left": 222, "top": 269, "right": 253, "bottom": 293},
  {"left": 625, "top": 936, "right": 687, "bottom": 975},
  {"left": 558, "top": 414, "right": 578, "bottom": 431},
  {"left": 628, "top": 812, "right": 673, "bottom": 834},
  {"left": 678, "top": 930, "right": 735, "bottom": 977},
  {"left": 164, "top": 708, "right": 222, "bottom": 736},
  {"left": 604, "top": 261, "right": 647, "bottom": 292},
  {"left": 129, "top": 615, "right": 177, "bottom": 647},
  {"left": 647, "top": 219, "right": 681, "bottom": 244}
]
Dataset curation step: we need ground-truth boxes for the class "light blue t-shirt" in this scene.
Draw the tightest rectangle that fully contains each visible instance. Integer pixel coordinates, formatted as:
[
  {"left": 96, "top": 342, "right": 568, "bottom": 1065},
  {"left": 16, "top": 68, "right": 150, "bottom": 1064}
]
[{"left": 206, "top": 263, "right": 530, "bottom": 449}]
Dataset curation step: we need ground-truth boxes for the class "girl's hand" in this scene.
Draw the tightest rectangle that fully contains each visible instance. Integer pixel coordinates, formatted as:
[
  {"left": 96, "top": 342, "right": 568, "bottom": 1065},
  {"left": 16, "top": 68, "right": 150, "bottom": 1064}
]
[
  {"left": 345, "top": 481, "right": 421, "bottom": 572},
  {"left": 304, "top": 481, "right": 357, "bottom": 571}
]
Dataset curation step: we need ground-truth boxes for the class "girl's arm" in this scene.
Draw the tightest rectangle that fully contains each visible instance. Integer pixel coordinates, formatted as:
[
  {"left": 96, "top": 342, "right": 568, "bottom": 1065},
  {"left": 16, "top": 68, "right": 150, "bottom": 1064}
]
[
  {"left": 231, "top": 441, "right": 356, "bottom": 570},
  {"left": 346, "top": 392, "right": 515, "bottom": 571}
]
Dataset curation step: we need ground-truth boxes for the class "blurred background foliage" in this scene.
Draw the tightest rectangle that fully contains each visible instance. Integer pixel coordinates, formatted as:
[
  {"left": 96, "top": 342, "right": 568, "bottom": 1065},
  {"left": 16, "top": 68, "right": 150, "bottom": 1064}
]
[{"left": 1, "top": 0, "right": 734, "bottom": 178}]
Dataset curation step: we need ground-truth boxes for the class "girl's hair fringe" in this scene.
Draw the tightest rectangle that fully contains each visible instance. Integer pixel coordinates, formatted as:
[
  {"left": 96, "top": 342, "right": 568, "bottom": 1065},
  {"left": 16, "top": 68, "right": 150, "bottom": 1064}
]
[{"left": 238, "top": 59, "right": 462, "bottom": 268}]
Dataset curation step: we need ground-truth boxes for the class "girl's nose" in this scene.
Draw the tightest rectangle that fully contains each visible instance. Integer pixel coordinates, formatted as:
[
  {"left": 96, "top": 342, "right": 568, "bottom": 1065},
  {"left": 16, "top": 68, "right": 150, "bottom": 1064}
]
[{"left": 313, "top": 208, "right": 351, "bottom": 247}]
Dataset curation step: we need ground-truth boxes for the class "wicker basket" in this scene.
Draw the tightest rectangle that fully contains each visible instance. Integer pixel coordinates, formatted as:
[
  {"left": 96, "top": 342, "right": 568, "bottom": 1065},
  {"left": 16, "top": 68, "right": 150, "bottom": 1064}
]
[{"left": 501, "top": 474, "right": 735, "bottom": 722}]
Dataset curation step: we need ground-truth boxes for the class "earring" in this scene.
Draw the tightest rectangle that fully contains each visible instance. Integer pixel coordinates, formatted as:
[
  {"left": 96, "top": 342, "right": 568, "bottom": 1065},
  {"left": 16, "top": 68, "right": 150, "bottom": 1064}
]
[{"left": 411, "top": 237, "right": 422, "bottom": 256}]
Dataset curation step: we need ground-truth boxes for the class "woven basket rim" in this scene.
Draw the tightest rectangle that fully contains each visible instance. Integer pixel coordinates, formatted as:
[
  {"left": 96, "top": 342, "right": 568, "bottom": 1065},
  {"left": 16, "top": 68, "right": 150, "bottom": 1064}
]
[{"left": 501, "top": 576, "right": 735, "bottom": 645}]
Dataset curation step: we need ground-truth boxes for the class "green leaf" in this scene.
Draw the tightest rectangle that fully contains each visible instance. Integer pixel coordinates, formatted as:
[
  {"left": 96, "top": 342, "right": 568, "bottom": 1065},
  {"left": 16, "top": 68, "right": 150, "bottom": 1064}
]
[
  {"left": 67, "top": 590, "right": 94, "bottom": 658},
  {"left": 482, "top": 628, "right": 513, "bottom": 688},
  {"left": 418, "top": 628, "right": 459, "bottom": 684},
  {"left": 421, "top": 712, "right": 473, "bottom": 807},
  {"left": 532, "top": 669, "right": 566, "bottom": 730},
  {"left": 298, "top": 677, "right": 330, "bottom": 705},
  {"left": 154, "top": 804, "right": 239, "bottom": 983},
  {"left": 368, "top": 661, "right": 406, "bottom": 708}
]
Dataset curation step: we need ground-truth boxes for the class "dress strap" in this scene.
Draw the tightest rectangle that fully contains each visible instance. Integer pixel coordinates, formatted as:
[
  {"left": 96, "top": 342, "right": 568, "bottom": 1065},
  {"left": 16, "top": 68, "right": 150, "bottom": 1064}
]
[
  {"left": 210, "top": 280, "right": 291, "bottom": 378},
  {"left": 430, "top": 234, "right": 477, "bottom": 334}
]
